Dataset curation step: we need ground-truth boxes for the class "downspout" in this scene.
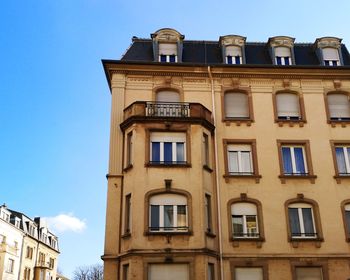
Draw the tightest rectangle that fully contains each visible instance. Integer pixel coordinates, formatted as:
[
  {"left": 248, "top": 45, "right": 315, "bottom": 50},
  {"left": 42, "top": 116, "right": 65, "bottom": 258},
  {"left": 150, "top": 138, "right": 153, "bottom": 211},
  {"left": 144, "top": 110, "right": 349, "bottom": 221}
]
[{"left": 208, "top": 66, "right": 224, "bottom": 280}]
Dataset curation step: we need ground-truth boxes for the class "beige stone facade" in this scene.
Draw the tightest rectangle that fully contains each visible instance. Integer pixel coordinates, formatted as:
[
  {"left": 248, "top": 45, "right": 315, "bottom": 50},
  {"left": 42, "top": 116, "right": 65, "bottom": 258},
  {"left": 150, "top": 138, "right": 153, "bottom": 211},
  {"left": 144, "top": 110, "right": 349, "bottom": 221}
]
[{"left": 102, "top": 29, "right": 350, "bottom": 279}]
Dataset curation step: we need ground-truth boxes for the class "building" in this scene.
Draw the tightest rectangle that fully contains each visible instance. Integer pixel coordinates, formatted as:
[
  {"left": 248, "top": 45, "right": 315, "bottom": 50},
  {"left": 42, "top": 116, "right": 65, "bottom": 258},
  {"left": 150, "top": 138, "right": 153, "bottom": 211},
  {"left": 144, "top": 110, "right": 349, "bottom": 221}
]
[
  {"left": 102, "top": 28, "right": 350, "bottom": 280},
  {"left": 0, "top": 204, "right": 60, "bottom": 280}
]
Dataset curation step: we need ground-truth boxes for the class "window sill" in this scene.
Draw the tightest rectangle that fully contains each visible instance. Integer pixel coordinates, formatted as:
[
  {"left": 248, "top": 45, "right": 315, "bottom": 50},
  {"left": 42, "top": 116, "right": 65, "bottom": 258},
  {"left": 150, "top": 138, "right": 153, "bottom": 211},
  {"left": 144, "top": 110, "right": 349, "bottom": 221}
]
[
  {"left": 121, "top": 232, "right": 131, "bottom": 239},
  {"left": 334, "top": 175, "right": 350, "bottom": 184},
  {"left": 123, "top": 164, "right": 133, "bottom": 172},
  {"left": 275, "top": 119, "right": 306, "bottom": 127},
  {"left": 289, "top": 237, "right": 323, "bottom": 248},
  {"left": 206, "top": 230, "right": 216, "bottom": 238},
  {"left": 145, "top": 163, "right": 192, "bottom": 168},
  {"left": 279, "top": 174, "right": 317, "bottom": 184},
  {"left": 328, "top": 120, "right": 350, "bottom": 127},
  {"left": 231, "top": 237, "right": 264, "bottom": 248},
  {"left": 223, "top": 118, "right": 254, "bottom": 127},
  {"left": 145, "top": 231, "right": 192, "bottom": 236},
  {"left": 224, "top": 174, "right": 262, "bottom": 183},
  {"left": 203, "top": 165, "right": 213, "bottom": 173}
]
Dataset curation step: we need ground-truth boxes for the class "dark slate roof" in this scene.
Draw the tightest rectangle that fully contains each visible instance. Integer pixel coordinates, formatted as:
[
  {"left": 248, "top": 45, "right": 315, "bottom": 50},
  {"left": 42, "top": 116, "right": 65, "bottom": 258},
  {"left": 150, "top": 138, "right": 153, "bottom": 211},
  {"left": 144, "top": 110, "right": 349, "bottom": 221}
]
[{"left": 120, "top": 39, "right": 350, "bottom": 66}]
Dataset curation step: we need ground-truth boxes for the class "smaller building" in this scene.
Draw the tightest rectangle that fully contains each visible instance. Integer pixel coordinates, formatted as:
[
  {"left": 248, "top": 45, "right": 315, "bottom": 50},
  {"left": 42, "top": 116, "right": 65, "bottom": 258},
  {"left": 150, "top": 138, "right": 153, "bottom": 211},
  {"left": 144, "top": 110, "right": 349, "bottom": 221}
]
[{"left": 0, "top": 204, "right": 60, "bottom": 280}]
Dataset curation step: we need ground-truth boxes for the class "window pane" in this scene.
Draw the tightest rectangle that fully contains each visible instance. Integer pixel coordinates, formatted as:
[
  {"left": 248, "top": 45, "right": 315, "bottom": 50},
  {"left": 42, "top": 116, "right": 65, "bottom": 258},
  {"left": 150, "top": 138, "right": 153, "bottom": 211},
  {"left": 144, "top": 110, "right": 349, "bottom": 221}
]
[
  {"left": 177, "top": 205, "right": 187, "bottom": 229},
  {"left": 164, "top": 205, "right": 174, "bottom": 229},
  {"left": 208, "top": 263, "right": 214, "bottom": 280},
  {"left": 176, "top": 143, "right": 185, "bottom": 162},
  {"left": 246, "top": 216, "right": 258, "bottom": 237},
  {"left": 289, "top": 208, "right": 301, "bottom": 236},
  {"left": 294, "top": 147, "right": 306, "bottom": 174},
  {"left": 152, "top": 142, "right": 160, "bottom": 162},
  {"left": 345, "top": 211, "right": 350, "bottom": 234},
  {"left": 169, "top": 55, "right": 176, "bottom": 62},
  {"left": 160, "top": 55, "right": 167, "bottom": 62},
  {"left": 150, "top": 205, "right": 159, "bottom": 230},
  {"left": 284, "top": 57, "right": 290, "bottom": 65},
  {"left": 302, "top": 208, "right": 315, "bottom": 236},
  {"left": 235, "top": 56, "right": 241, "bottom": 64},
  {"left": 276, "top": 56, "right": 282, "bottom": 65},
  {"left": 282, "top": 147, "right": 293, "bottom": 174},
  {"left": 241, "top": 151, "right": 252, "bottom": 173},
  {"left": 228, "top": 151, "right": 239, "bottom": 173},
  {"left": 336, "top": 147, "right": 347, "bottom": 174},
  {"left": 295, "top": 267, "right": 322, "bottom": 280},
  {"left": 227, "top": 56, "right": 233, "bottom": 64},
  {"left": 164, "top": 142, "right": 173, "bottom": 163},
  {"left": 232, "top": 216, "right": 244, "bottom": 237}
]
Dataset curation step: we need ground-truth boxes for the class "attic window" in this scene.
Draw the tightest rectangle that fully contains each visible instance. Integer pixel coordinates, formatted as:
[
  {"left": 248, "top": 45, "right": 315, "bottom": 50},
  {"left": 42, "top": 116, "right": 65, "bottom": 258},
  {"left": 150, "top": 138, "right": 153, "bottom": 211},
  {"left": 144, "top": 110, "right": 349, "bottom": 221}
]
[
  {"left": 159, "top": 43, "right": 177, "bottom": 63},
  {"left": 323, "top": 48, "right": 340, "bottom": 66},
  {"left": 226, "top": 46, "right": 242, "bottom": 65},
  {"left": 275, "top": 47, "right": 292, "bottom": 65}
]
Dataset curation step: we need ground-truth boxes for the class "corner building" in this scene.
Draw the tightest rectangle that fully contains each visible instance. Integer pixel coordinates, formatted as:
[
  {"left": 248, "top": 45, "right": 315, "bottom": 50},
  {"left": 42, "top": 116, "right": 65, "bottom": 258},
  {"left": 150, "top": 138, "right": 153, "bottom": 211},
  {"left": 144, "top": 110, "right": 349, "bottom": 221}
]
[{"left": 102, "top": 28, "right": 350, "bottom": 280}]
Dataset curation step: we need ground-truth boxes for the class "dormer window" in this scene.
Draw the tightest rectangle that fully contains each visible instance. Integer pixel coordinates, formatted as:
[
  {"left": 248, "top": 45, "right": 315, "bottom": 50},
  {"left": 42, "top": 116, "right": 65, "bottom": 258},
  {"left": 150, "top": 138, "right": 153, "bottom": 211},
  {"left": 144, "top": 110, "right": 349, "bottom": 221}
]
[
  {"left": 226, "top": 46, "right": 242, "bottom": 64},
  {"left": 151, "top": 28, "right": 184, "bottom": 63},
  {"left": 268, "top": 36, "right": 295, "bottom": 66},
  {"left": 275, "top": 47, "right": 292, "bottom": 65},
  {"left": 314, "top": 37, "right": 343, "bottom": 66},
  {"left": 159, "top": 43, "right": 177, "bottom": 62},
  {"left": 323, "top": 47, "right": 340, "bottom": 66},
  {"left": 219, "top": 35, "right": 246, "bottom": 65}
]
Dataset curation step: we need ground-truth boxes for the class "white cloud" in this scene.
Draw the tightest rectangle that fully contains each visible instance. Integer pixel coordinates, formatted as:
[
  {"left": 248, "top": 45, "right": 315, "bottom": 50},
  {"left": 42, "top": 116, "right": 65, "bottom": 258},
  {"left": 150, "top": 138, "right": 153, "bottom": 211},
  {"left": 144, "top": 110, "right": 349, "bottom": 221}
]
[{"left": 44, "top": 213, "right": 86, "bottom": 234}]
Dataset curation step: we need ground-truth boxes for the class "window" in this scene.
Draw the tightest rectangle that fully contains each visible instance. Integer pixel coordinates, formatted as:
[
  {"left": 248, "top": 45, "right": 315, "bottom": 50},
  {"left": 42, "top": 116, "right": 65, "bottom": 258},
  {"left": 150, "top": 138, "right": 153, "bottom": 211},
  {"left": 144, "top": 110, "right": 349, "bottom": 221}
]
[
  {"left": 159, "top": 43, "right": 177, "bottom": 63},
  {"left": 203, "top": 133, "right": 210, "bottom": 167},
  {"left": 39, "top": 252, "right": 45, "bottom": 265},
  {"left": 327, "top": 93, "right": 350, "bottom": 121},
  {"left": 208, "top": 263, "right": 215, "bottom": 280},
  {"left": 234, "top": 267, "right": 263, "bottom": 280},
  {"left": 224, "top": 92, "right": 249, "bottom": 119},
  {"left": 51, "top": 239, "right": 57, "bottom": 249},
  {"left": 275, "top": 92, "right": 302, "bottom": 120},
  {"left": 341, "top": 201, "right": 350, "bottom": 241},
  {"left": 275, "top": 47, "right": 292, "bottom": 65},
  {"left": 126, "top": 131, "right": 133, "bottom": 167},
  {"left": 26, "top": 246, "right": 33, "bottom": 259},
  {"left": 281, "top": 145, "right": 308, "bottom": 175},
  {"left": 150, "top": 132, "right": 186, "bottom": 165},
  {"left": 231, "top": 203, "right": 259, "bottom": 238},
  {"left": 156, "top": 90, "right": 180, "bottom": 103},
  {"left": 24, "top": 267, "right": 31, "bottom": 280},
  {"left": 295, "top": 267, "right": 323, "bottom": 280},
  {"left": 124, "top": 194, "right": 131, "bottom": 234},
  {"left": 148, "top": 264, "right": 189, "bottom": 280},
  {"left": 28, "top": 224, "right": 36, "bottom": 236},
  {"left": 227, "top": 144, "right": 253, "bottom": 175},
  {"left": 334, "top": 145, "right": 350, "bottom": 175},
  {"left": 6, "top": 258, "right": 14, "bottom": 273},
  {"left": 149, "top": 193, "right": 188, "bottom": 232},
  {"left": 288, "top": 203, "right": 317, "bottom": 238},
  {"left": 205, "top": 194, "right": 213, "bottom": 233},
  {"left": 323, "top": 47, "right": 340, "bottom": 66},
  {"left": 226, "top": 46, "right": 242, "bottom": 65},
  {"left": 123, "top": 264, "right": 129, "bottom": 280},
  {"left": 49, "top": 258, "right": 54, "bottom": 269}
]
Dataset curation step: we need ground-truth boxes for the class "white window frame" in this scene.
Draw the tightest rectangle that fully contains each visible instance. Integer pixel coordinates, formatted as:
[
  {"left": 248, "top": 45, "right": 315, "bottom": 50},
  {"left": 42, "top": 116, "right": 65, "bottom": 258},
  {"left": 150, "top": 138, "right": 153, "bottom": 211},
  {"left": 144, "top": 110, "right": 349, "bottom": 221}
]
[
  {"left": 150, "top": 132, "right": 186, "bottom": 164},
  {"left": 281, "top": 146, "right": 308, "bottom": 175},
  {"left": 231, "top": 203, "right": 259, "bottom": 238},
  {"left": 149, "top": 194, "right": 188, "bottom": 232},
  {"left": 335, "top": 146, "right": 350, "bottom": 174},
  {"left": 6, "top": 258, "right": 14, "bottom": 273},
  {"left": 288, "top": 203, "right": 317, "bottom": 239},
  {"left": 227, "top": 144, "right": 253, "bottom": 175}
]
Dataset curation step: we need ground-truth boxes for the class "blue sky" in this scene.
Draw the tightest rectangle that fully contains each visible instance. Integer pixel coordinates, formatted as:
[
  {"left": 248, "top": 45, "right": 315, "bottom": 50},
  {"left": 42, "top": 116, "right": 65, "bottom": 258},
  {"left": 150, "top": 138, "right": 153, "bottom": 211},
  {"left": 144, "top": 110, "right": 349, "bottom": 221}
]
[{"left": 1, "top": 0, "right": 349, "bottom": 277}]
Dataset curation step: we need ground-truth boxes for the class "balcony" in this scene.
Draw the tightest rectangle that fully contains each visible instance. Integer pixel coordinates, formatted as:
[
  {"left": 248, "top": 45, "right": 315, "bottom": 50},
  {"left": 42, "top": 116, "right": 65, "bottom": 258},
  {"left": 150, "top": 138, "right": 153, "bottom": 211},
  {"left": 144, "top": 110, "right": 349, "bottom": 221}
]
[{"left": 121, "top": 101, "right": 214, "bottom": 130}]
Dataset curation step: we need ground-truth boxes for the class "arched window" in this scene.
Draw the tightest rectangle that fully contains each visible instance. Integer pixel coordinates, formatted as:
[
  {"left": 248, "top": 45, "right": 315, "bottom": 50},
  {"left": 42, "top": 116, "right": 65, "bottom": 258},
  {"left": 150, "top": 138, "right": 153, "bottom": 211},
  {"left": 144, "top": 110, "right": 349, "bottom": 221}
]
[
  {"left": 226, "top": 46, "right": 242, "bottom": 65},
  {"left": 224, "top": 92, "right": 249, "bottom": 119},
  {"left": 231, "top": 202, "right": 259, "bottom": 238},
  {"left": 276, "top": 92, "right": 301, "bottom": 120},
  {"left": 287, "top": 202, "right": 317, "bottom": 239},
  {"left": 322, "top": 47, "right": 340, "bottom": 66},
  {"left": 275, "top": 46, "right": 292, "bottom": 65},
  {"left": 149, "top": 193, "right": 188, "bottom": 232},
  {"left": 327, "top": 93, "right": 350, "bottom": 120}
]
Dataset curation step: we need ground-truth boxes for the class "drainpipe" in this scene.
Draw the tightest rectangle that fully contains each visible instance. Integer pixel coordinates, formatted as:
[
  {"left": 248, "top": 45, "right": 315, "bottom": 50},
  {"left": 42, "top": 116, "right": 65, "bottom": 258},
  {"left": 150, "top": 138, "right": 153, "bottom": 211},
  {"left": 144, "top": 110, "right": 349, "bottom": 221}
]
[{"left": 207, "top": 66, "right": 224, "bottom": 280}]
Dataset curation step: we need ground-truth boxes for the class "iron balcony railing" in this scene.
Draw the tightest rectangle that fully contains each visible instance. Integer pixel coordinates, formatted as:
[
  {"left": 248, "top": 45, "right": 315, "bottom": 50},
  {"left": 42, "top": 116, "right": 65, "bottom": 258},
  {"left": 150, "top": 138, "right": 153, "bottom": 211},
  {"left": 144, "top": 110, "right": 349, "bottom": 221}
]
[{"left": 146, "top": 102, "right": 190, "bottom": 117}]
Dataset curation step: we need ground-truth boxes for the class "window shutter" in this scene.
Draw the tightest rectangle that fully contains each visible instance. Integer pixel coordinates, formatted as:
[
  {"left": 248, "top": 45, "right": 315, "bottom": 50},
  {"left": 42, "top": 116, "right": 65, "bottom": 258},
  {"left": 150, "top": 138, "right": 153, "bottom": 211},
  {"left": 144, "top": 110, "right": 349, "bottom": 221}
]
[
  {"left": 327, "top": 94, "right": 350, "bottom": 119},
  {"left": 276, "top": 93, "right": 300, "bottom": 117},
  {"left": 231, "top": 203, "right": 257, "bottom": 216},
  {"left": 224, "top": 92, "right": 249, "bottom": 118},
  {"left": 275, "top": 47, "right": 291, "bottom": 57},
  {"left": 150, "top": 194, "right": 187, "bottom": 205},
  {"left": 323, "top": 47, "right": 339, "bottom": 61},
  {"left": 226, "top": 46, "right": 242, "bottom": 57},
  {"left": 156, "top": 91, "right": 180, "bottom": 102},
  {"left": 295, "top": 267, "right": 323, "bottom": 280},
  {"left": 148, "top": 264, "right": 189, "bottom": 280},
  {"left": 159, "top": 43, "right": 177, "bottom": 55},
  {"left": 235, "top": 268, "right": 263, "bottom": 280}
]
